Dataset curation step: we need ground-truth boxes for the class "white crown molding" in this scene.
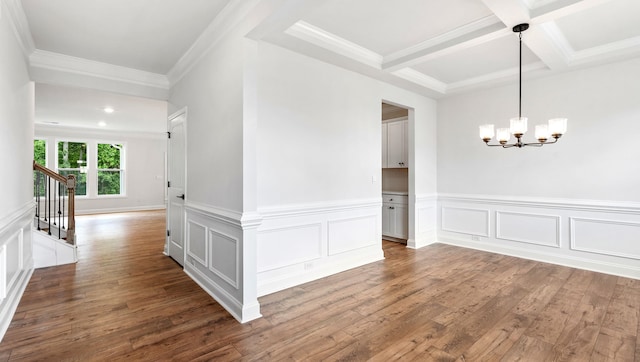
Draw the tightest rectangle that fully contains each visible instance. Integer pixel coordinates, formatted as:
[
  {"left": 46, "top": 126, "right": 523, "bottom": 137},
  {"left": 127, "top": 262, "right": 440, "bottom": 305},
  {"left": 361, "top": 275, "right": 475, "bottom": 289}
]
[
  {"left": 539, "top": 21, "right": 640, "bottom": 67},
  {"left": 383, "top": 15, "right": 505, "bottom": 70},
  {"left": 568, "top": 36, "right": 640, "bottom": 66},
  {"left": 539, "top": 21, "right": 573, "bottom": 62},
  {"left": 522, "top": 22, "right": 570, "bottom": 71},
  {"left": 29, "top": 50, "right": 169, "bottom": 90},
  {"left": 34, "top": 123, "right": 166, "bottom": 140},
  {"left": 285, "top": 20, "right": 383, "bottom": 69},
  {"left": 2, "top": 0, "right": 35, "bottom": 57},
  {"left": 392, "top": 68, "right": 447, "bottom": 94},
  {"left": 166, "top": 0, "right": 262, "bottom": 86},
  {"left": 529, "top": 0, "right": 615, "bottom": 23},
  {"left": 521, "top": 0, "right": 557, "bottom": 10},
  {"left": 447, "top": 61, "right": 547, "bottom": 94}
]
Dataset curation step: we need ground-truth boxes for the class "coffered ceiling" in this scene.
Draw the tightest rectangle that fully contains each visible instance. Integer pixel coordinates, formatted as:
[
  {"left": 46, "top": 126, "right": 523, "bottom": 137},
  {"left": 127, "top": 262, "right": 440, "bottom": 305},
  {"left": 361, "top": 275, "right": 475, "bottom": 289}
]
[
  {"left": 255, "top": 0, "right": 640, "bottom": 97},
  {"left": 6, "top": 0, "right": 640, "bottom": 131}
]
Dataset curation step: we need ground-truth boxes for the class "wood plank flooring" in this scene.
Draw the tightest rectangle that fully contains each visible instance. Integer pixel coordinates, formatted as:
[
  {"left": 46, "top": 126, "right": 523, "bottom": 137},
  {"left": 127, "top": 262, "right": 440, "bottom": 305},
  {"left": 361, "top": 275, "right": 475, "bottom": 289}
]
[{"left": 1, "top": 210, "right": 638, "bottom": 361}]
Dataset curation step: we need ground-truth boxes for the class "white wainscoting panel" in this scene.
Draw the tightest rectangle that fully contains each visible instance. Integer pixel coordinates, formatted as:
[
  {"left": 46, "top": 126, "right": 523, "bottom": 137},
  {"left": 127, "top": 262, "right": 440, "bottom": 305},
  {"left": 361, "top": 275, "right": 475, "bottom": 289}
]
[
  {"left": 408, "top": 194, "right": 438, "bottom": 249},
  {"left": 0, "top": 202, "right": 35, "bottom": 342},
  {"left": 417, "top": 207, "right": 436, "bottom": 235},
  {"left": 208, "top": 229, "right": 239, "bottom": 288},
  {"left": 327, "top": 216, "right": 377, "bottom": 255},
  {"left": 0, "top": 245, "right": 6, "bottom": 300},
  {"left": 257, "top": 198, "right": 384, "bottom": 296},
  {"left": 438, "top": 194, "right": 640, "bottom": 279},
  {"left": 5, "top": 231, "right": 20, "bottom": 295},
  {"left": 182, "top": 203, "right": 261, "bottom": 324},
  {"left": 570, "top": 217, "right": 640, "bottom": 260},
  {"left": 186, "top": 220, "right": 207, "bottom": 266},
  {"left": 496, "top": 211, "right": 560, "bottom": 248},
  {"left": 441, "top": 206, "right": 490, "bottom": 237},
  {"left": 257, "top": 223, "right": 322, "bottom": 272}
]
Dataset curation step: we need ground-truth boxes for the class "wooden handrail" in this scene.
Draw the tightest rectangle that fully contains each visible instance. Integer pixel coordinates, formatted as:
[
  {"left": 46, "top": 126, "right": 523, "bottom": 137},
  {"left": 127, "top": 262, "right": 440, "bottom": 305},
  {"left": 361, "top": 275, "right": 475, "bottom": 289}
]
[
  {"left": 33, "top": 160, "right": 76, "bottom": 244},
  {"left": 33, "top": 161, "right": 67, "bottom": 184}
]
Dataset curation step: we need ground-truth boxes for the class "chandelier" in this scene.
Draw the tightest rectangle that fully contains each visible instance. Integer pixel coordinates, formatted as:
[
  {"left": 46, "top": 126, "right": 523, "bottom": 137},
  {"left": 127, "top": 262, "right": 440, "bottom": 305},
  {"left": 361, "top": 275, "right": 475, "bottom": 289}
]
[{"left": 479, "top": 23, "right": 567, "bottom": 148}]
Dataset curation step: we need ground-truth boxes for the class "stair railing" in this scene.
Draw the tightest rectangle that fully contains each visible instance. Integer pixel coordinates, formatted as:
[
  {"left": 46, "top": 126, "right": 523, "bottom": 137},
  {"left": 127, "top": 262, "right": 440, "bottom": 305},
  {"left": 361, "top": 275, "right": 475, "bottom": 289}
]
[{"left": 33, "top": 161, "right": 76, "bottom": 245}]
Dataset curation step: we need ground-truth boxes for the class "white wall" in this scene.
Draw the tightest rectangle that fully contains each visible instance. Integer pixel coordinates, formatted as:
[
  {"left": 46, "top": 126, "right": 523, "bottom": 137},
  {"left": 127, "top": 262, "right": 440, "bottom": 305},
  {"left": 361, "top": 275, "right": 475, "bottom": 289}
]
[
  {"left": 254, "top": 42, "right": 438, "bottom": 294},
  {"left": 169, "top": 32, "right": 245, "bottom": 213},
  {"left": 0, "top": 0, "right": 35, "bottom": 341},
  {"left": 167, "top": 10, "right": 262, "bottom": 323},
  {"left": 34, "top": 126, "right": 167, "bottom": 214},
  {"left": 257, "top": 42, "right": 382, "bottom": 206},
  {"left": 437, "top": 58, "right": 640, "bottom": 279},
  {"left": 438, "top": 58, "right": 640, "bottom": 202}
]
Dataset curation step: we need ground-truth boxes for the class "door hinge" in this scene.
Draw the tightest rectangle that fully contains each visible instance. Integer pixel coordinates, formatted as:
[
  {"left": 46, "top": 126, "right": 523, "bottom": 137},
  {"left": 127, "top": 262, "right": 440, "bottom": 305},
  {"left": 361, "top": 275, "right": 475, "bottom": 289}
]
[
  {"left": 167, "top": 229, "right": 170, "bottom": 237},
  {"left": 167, "top": 181, "right": 171, "bottom": 188},
  {"left": 167, "top": 131, "right": 171, "bottom": 139}
]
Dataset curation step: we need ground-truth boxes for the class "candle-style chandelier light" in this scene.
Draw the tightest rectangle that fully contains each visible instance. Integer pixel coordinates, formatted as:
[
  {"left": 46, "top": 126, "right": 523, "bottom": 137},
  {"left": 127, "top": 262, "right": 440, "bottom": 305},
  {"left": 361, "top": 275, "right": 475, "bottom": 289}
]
[{"left": 479, "top": 23, "right": 567, "bottom": 148}]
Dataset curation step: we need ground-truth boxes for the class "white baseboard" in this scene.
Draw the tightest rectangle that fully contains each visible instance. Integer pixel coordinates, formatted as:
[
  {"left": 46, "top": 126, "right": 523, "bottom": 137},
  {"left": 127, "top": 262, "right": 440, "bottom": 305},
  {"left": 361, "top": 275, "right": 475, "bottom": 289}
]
[
  {"left": 438, "top": 236, "right": 640, "bottom": 280},
  {"left": 185, "top": 266, "right": 261, "bottom": 323},
  {"left": 0, "top": 267, "right": 33, "bottom": 342},
  {"left": 258, "top": 248, "right": 383, "bottom": 296},
  {"left": 407, "top": 233, "right": 437, "bottom": 249}
]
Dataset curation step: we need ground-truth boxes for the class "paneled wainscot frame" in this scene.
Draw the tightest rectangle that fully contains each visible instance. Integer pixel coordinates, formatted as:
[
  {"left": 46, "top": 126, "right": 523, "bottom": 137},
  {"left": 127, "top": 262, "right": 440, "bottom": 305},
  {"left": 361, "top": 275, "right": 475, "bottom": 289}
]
[
  {"left": 257, "top": 198, "right": 384, "bottom": 297},
  {"left": 438, "top": 194, "right": 640, "bottom": 280}
]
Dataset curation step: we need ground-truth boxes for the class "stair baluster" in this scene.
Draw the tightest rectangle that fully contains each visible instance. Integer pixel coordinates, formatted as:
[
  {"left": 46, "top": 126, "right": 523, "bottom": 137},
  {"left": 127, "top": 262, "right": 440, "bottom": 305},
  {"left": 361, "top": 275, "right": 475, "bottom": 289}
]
[{"left": 33, "top": 161, "right": 76, "bottom": 245}]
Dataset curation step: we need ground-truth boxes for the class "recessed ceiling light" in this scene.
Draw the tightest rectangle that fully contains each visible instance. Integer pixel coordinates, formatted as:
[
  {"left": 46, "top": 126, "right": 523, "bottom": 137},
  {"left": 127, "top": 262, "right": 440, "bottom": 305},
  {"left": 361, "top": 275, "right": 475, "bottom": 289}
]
[
  {"left": 98, "top": 121, "right": 107, "bottom": 127},
  {"left": 103, "top": 107, "right": 114, "bottom": 114}
]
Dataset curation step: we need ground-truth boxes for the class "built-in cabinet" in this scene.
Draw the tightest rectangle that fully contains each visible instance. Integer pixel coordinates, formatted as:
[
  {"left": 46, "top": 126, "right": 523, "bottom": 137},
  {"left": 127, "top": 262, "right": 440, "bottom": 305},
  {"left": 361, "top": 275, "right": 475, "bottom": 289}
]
[
  {"left": 382, "top": 119, "right": 408, "bottom": 168},
  {"left": 382, "top": 193, "right": 408, "bottom": 239}
]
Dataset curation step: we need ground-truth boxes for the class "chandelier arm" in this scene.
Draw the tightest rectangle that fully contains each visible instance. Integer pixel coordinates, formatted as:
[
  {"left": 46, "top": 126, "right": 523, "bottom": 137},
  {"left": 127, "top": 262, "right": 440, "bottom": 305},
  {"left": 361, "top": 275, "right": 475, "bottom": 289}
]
[{"left": 521, "top": 142, "right": 544, "bottom": 147}]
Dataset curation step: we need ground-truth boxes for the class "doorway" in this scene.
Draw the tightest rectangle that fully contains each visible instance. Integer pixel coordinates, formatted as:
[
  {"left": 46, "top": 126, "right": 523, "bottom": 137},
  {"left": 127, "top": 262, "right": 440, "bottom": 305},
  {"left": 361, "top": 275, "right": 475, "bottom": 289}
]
[
  {"left": 381, "top": 102, "right": 409, "bottom": 244},
  {"left": 166, "top": 109, "right": 187, "bottom": 266}
]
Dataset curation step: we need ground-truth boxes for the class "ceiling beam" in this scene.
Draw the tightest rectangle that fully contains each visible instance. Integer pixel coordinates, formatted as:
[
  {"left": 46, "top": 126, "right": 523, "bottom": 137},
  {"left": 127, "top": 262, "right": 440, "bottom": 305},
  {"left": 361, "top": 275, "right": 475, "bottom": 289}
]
[
  {"left": 382, "top": 16, "right": 507, "bottom": 72},
  {"left": 529, "top": 0, "right": 615, "bottom": 23},
  {"left": 245, "top": 0, "right": 322, "bottom": 41},
  {"left": 479, "top": 0, "right": 530, "bottom": 28},
  {"left": 522, "top": 23, "right": 570, "bottom": 70}
]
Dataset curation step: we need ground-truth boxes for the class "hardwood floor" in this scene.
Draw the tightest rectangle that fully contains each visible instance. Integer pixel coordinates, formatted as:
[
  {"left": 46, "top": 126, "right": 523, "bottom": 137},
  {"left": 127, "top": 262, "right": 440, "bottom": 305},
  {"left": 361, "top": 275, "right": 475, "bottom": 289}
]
[{"left": 1, "top": 210, "right": 638, "bottom": 361}]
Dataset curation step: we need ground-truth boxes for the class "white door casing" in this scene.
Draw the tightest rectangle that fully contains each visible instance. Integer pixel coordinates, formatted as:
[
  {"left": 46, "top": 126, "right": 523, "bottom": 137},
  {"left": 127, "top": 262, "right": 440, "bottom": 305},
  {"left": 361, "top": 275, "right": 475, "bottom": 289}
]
[{"left": 166, "top": 109, "right": 187, "bottom": 266}]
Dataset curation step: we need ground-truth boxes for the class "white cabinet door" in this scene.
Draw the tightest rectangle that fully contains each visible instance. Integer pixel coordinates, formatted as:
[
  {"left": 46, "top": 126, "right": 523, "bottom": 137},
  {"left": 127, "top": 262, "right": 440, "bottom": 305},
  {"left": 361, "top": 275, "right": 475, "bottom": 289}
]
[
  {"left": 386, "top": 120, "right": 407, "bottom": 168},
  {"left": 381, "top": 123, "right": 388, "bottom": 168},
  {"left": 382, "top": 204, "right": 392, "bottom": 236},
  {"left": 382, "top": 194, "right": 409, "bottom": 239},
  {"left": 393, "top": 204, "right": 408, "bottom": 238}
]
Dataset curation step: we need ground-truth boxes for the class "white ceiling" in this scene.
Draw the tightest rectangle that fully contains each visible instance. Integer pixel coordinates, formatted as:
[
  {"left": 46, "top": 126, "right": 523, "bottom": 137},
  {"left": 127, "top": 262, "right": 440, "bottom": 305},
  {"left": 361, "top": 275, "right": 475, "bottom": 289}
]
[
  {"left": 21, "top": 0, "right": 231, "bottom": 74},
  {"left": 11, "top": 0, "right": 640, "bottom": 131},
  {"left": 34, "top": 83, "right": 167, "bottom": 133}
]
